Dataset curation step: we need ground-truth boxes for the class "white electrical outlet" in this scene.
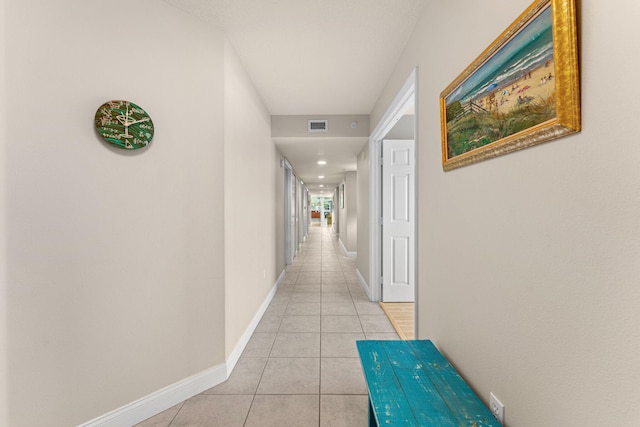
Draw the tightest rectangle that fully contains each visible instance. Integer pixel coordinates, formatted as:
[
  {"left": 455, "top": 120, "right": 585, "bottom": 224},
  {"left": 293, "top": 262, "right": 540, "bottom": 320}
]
[{"left": 489, "top": 392, "right": 505, "bottom": 425}]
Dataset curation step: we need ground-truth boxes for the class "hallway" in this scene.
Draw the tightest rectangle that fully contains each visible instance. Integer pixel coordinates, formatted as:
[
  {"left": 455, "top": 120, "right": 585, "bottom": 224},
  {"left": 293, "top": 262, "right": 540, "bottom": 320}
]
[{"left": 137, "top": 226, "right": 399, "bottom": 426}]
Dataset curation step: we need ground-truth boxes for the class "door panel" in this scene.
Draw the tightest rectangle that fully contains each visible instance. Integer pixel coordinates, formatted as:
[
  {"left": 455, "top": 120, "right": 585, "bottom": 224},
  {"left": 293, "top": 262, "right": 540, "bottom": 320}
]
[
  {"left": 392, "top": 237, "right": 409, "bottom": 284},
  {"left": 382, "top": 139, "right": 415, "bottom": 302},
  {"left": 392, "top": 174, "right": 409, "bottom": 222}
]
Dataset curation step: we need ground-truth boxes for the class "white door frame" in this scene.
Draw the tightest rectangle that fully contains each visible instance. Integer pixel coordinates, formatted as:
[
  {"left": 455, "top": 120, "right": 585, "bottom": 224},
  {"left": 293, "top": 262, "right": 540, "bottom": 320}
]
[
  {"left": 302, "top": 186, "right": 308, "bottom": 242},
  {"left": 368, "top": 68, "right": 418, "bottom": 308},
  {"left": 283, "top": 159, "right": 295, "bottom": 265}
]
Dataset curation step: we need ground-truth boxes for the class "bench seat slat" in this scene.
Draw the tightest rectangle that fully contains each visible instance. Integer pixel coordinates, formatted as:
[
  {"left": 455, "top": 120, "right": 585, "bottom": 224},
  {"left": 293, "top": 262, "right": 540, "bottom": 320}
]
[
  {"left": 380, "top": 341, "right": 458, "bottom": 426},
  {"left": 407, "top": 340, "right": 501, "bottom": 427},
  {"left": 357, "top": 340, "right": 501, "bottom": 427},
  {"left": 357, "top": 340, "right": 419, "bottom": 425}
]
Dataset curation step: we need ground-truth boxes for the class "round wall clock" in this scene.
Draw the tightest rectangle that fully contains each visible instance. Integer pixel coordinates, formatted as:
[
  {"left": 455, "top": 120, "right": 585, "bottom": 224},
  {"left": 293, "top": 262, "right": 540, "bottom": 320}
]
[{"left": 95, "top": 100, "right": 154, "bottom": 150}]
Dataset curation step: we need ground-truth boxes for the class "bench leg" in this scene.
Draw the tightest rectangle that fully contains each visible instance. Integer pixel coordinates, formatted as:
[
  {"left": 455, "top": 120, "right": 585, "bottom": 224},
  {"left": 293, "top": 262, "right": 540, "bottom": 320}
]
[{"left": 368, "top": 398, "right": 378, "bottom": 427}]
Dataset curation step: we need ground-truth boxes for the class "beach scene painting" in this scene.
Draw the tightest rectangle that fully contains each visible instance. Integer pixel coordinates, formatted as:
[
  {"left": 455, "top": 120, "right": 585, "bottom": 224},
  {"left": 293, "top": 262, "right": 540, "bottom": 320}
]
[{"left": 440, "top": 0, "right": 580, "bottom": 171}]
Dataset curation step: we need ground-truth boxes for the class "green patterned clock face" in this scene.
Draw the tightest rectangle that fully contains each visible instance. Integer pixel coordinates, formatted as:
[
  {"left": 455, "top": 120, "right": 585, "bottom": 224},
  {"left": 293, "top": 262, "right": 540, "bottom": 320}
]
[{"left": 95, "top": 100, "right": 154, "bottom": 150}]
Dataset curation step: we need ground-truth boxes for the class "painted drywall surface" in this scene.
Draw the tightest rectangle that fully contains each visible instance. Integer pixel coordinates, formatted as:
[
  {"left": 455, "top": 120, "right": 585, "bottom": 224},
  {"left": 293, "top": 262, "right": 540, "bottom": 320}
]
[
  {"left": 339, "top": 171, "right": 358, "bottom": 253},
  {"left": 275, "top": 158, "right": 286, "bottom": 272},
  {"left": 4, "top": 1, "right": 226, "bottom": 425},
  {"left": 384, "top": 115, "right": 415, "bottom": 140},
  {"left": 271, "top": 115, "right": 370, "bottom": 138},
  {"left": 296, "top": 177, "right": 302, "bottom": 253},
  {"left": 297, "top": 178, "right": 306, "bottom": 249},
  {"left": 371, "top": 0, "right": 640, "bottom": 425},
  {"left": 332, "top": 187, "right": 339, "bottom": 234},
  {"left": 224, "top": 39, "right": 284, "bottom": 357},
  {"left": 345, "top": 171, "right": 358, "bottom": 252},
  {"left": 356, "top": 143, "right": 370, "bottom": 285},
  {"left": 0, "top": 0, "right": 8, "bottom": 424},
  {"left": 338, "top": 179, "right": 346, "bottom": 246}
]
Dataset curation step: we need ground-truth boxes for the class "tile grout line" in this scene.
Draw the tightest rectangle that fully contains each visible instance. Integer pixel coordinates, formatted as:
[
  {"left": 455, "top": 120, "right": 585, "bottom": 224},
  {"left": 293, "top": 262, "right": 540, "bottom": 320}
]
[{"left": 163, "top": 227, "right": 377, "bottom": 426}]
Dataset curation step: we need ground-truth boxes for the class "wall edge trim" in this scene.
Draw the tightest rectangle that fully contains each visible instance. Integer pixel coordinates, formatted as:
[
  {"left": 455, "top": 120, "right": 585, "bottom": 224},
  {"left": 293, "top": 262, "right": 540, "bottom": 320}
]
[
  {"left": 78, "top": 364, "right": 227, "bottom": 427},
  {"left": 79, "top": 269, "right": 287, "bottom": 427},
  {"left": 338, "top": 238, "right": 357, "bottom": 258},
  {"left": 355, "top": 268, "right": 372, "bottom": 301},
  {"left": 225, "top": 268, "right": 285, "bottom": 376}
]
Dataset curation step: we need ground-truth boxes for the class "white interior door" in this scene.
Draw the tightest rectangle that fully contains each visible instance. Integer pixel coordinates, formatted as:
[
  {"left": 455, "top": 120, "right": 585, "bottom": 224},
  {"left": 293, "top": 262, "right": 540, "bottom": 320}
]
[{"left": 382, "top": 139, "right": 415, "bottom": 302}]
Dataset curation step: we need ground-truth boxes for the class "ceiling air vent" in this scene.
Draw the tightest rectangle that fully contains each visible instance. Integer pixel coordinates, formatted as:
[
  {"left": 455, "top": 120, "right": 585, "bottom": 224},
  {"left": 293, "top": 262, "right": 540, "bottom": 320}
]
[{"left": 308, "top": 119, "right": 328, "bottom": 133}]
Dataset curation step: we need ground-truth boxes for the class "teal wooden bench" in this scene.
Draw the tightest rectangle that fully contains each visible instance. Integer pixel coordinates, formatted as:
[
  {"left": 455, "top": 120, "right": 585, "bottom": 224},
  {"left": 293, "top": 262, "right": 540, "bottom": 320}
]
[{"left": 356, "top": 340, "right": 501, "bottom": 426}]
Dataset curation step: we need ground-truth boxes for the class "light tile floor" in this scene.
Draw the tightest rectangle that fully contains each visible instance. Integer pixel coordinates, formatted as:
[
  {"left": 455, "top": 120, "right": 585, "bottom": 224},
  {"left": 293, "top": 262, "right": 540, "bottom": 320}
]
[{"left": 136, "top": 226, "right": 399, "bottom": 427}]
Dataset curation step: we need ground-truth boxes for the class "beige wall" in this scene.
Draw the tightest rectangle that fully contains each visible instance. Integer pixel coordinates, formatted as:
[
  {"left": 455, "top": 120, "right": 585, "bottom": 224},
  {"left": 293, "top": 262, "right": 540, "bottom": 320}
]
[
  {"left": 3, "top": 1, "right": 226, "bottom": 425},
  {"left": 384, "top": 115, "right": 415, "bottom": 140},
  {"left": 223, "top": 40, "right": 285, "bottom": 359},
  {"left": 275, "top": 163, "right": 286, "bottom": 272},
  {"left": 297, "top": 177, "right": 306, "bottom": 250},
  {"left": 338, "top": 171, "right": 358, "bottom": 253},
  {"left": 356, "top": 143, "right": 370, "bottom": 284},
  {"left": 332, "top": 187, "right": 339, "bottom": 234},
  {"left": 338, "top": 181, "right": 345, "bottom": 242},
  {"left": 345, "top": 172, "right": 358, "bottom": 252},
  {"left": 371, "top": 0, "right": 640, "bottom": 425},
  {"left": 0, "top": 0, "right": 7, "bottom": 423}
]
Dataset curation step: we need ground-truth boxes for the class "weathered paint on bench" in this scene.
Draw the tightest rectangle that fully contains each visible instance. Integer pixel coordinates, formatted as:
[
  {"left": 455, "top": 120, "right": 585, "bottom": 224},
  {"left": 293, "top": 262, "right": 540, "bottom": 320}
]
[{"left": 356, "top": 340, "right": 501, "bottom": 427}]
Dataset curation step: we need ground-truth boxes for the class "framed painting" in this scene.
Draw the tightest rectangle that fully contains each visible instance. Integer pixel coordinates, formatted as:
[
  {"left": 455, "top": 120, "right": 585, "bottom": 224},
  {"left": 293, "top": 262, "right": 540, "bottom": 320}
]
[{"left": 440, "top": 0, "right": 580, "bottom": 171}]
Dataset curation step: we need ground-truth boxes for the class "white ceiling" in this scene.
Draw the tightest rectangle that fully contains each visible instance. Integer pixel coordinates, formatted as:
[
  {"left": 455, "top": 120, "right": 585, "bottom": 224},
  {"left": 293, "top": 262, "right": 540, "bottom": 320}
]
[
  {"left": 273, "top": 136, "right": 368, "bottom": 193},
  {"left": 162, "top": 0, "right": 426, "bottom": 193}
]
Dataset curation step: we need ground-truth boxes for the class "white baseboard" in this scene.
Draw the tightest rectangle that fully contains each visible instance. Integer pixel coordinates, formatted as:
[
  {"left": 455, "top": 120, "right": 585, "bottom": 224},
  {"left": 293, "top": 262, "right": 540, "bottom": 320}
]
[
  {"left": 338, "top": 238, "right": 357, "bottom": 258},
  {"left": 78, "top": 364, "right": 227, "bottom": 427},
  {"left": 225, "top": 268, "right": 285, "bottom": 376},
  {"left": 79, "top": 269, "right": 286, "bottom": 427},
  {"left": 355, "top": 268, "right": 373, "bottom": 301}
]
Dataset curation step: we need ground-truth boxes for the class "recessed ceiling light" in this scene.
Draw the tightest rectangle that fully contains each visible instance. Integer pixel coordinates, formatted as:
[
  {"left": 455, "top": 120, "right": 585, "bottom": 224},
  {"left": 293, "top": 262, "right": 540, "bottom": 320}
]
[
  {"left": 319, "top": 185, "right": 324, "bottom": 187},
  {"left": 317, "top": 160, "right": 327, "bottom": 165},
  {"left": 318, "top": 176, "right": 324, "bottom": 179}
]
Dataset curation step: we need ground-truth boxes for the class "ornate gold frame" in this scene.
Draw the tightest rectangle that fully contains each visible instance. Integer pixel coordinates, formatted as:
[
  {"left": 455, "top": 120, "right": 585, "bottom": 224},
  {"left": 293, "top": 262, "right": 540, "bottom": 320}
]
[{"left": 440, "top": 0, "right": 580, "bottom": 171}]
